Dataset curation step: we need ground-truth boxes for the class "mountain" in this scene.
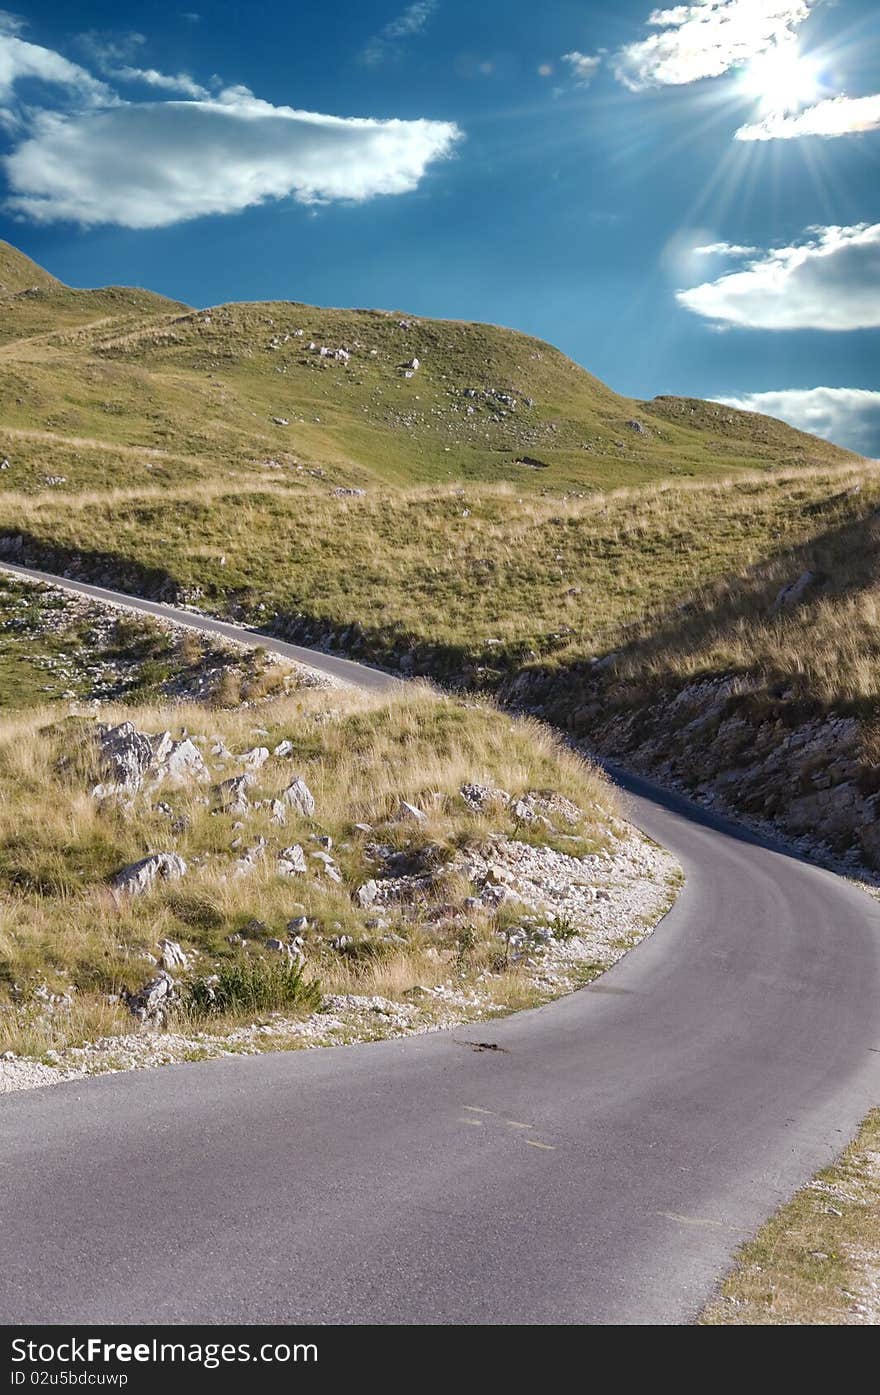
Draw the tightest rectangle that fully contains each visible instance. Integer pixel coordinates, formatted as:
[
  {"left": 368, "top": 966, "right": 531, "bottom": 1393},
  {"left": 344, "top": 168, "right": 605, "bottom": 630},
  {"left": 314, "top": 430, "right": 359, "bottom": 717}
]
[{"left": 0, "top": 240, "right": 857, "bottom": 500}]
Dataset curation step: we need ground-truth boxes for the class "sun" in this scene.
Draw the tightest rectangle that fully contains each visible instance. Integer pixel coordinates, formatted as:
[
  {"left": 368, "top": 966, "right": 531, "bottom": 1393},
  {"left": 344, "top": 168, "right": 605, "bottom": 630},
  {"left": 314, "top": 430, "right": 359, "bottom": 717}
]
[{"left": 741, "top": 43, "right": 821, "bottom": 115}]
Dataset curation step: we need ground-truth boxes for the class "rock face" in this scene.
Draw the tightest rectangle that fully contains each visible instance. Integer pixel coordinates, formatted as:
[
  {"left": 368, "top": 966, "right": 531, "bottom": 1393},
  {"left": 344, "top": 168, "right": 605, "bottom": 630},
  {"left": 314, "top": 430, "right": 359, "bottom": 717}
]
[
  {"left": 282, "top": 777, "right": 315, "bottom": 818},
  {"left": 503, "top": 663, "right": 880, "bottom": 869},
  {"left": 112, "top": 852, "right": 187, "bottom": 896}
]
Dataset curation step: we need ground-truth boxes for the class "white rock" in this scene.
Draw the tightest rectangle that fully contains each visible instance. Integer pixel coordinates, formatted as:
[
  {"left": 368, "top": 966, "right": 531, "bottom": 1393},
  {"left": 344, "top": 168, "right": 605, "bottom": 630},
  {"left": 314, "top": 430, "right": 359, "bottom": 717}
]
[
  {"left": 218, "top": 773, "right": 255, "bottom": 814},
  {"left": 154, "top": 737, "right": 209, "bottom": 786},
  {"left": 112, "top": 853, "right": 187, "bottom": 897},
  {"left": 241, "top": 746, "right": 270, "bottom": 770},
  {"left": 158, "top": 939, "right": 189, "bottom": 970},
  {"left": 277, "top": 844, "right": 307, "bottom": 876},
  {"left": 282, "top": 777, "right": 316, "bottom": 817}
]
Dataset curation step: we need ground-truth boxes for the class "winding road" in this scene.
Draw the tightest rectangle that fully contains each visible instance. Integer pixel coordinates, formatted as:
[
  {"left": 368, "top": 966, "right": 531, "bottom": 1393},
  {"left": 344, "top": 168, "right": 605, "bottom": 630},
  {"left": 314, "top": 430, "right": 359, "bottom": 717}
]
[{"left": 1, "top": 564, "right": 879, "bottom": 1324}]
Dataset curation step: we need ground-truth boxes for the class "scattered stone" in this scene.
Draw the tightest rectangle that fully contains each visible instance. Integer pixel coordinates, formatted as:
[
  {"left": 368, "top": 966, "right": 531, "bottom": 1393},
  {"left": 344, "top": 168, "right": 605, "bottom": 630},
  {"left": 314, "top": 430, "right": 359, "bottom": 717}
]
[
  {"left": 773, "top": 570, "right": 819, "bottom": 612},
  {"left": 158, "top": 939, "right": 189, "bottom": 971},
  {"left": 282, "top": 777, "right": 316, "bottom": 817},
  {"left": 123, "top": 970, "right": 175, "bottom": 1025},
  {"left": 112, "top": 852, "right": 187, "bottom": 896},
  {"left": 218, "top": 773, "right": 255, "bottom": 814},
  {"left": 277, "top": 844, "right": 307, "bottom": 876}
]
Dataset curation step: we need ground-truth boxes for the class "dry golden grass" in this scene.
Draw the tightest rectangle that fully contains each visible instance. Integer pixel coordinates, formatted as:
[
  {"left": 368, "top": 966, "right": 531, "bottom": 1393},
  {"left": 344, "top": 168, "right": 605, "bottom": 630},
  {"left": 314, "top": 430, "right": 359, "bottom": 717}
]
[
  {"left": 5, "top": 463, "right": 880, "bottom": 708},
  {"left": 0, "top": 682, "right": 615, "bottom": 1053},
  {"left": 702, "top": 1109, "right": 880, "bottom": 1325}
]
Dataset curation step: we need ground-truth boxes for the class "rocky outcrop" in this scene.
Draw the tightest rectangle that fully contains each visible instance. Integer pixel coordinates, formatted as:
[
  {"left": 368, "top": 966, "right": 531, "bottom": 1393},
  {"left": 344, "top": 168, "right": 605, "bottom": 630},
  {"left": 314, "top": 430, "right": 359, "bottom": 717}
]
[
  {"left": 502, "top": 664, "right": 880, "bottom": 869},
  {"left": 94, "top": 722, "right": 208, "bottom": 799}
]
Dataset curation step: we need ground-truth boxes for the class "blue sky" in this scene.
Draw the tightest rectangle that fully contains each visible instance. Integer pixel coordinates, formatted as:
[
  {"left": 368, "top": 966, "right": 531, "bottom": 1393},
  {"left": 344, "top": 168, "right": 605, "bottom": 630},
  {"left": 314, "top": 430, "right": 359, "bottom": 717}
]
[{"left": 1, "top": 1, "right": 879, "bottom": 451}]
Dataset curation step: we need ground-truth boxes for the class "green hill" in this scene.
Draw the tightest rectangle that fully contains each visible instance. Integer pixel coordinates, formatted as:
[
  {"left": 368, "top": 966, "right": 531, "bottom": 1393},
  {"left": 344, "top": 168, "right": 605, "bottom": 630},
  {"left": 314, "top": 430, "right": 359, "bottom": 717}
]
[
  {"left": 0, "top": 241, "right": 61, "bottom": 295},
  {"left": 0, "top": 240, "right": 856, "bottom": 500},
  {"left": 2, "top": 241, "right": 880, "bottom": 881}
]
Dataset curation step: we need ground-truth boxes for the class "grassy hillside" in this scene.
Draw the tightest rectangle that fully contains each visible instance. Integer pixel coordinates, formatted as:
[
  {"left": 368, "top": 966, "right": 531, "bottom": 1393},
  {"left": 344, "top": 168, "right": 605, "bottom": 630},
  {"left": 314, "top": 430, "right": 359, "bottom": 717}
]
[
  {"left": 0, "top": 240, "right": 856, "bottom": 500},
  {"left": 0, "top": 243, "right": 61, "bottom": 294},
  {"left": 0, "top": 678, "right": 642, "bottom": 1059},
  {"left": 1, "top": 464, "right": 875, "bottom": 680},
  {"left": 2, "top": 241, "right": 879, "bottom": 867}
]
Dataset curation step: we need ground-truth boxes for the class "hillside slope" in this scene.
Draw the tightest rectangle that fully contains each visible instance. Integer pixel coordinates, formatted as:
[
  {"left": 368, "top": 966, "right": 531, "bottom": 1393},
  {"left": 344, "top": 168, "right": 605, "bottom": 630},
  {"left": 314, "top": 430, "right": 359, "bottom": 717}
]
[
  {"left": 2, "top": 242, "right": 879, "bottom": 870},
  {"left": 0, "top": 240, "right": 856, "bottom": 498}
]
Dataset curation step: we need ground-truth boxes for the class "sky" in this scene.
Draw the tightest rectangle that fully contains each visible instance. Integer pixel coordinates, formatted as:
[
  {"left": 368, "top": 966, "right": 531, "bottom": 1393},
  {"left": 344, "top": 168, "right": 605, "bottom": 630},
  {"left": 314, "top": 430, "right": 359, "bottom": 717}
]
[{"left": 0, "top": 1, "right": 879, "bottom": 454}]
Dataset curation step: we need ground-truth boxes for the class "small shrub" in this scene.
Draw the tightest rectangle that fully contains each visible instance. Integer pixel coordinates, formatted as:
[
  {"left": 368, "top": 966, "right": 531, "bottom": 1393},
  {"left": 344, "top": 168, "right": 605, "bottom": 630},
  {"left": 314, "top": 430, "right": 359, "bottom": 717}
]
[
  {"left": 211, "top": 670, "right": 242, "bottom": 708},
  {"left": 549, "top": 914, "right": 579, "bottom": 942},
  {"left": 184, "top": 954, "right": 322, "bottom": 1020}
]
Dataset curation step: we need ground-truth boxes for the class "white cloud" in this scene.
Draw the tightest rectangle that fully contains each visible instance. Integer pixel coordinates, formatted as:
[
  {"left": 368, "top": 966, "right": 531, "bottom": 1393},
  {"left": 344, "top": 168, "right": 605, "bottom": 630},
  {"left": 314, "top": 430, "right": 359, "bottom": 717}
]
[
  {"left": 693, "top": 241, "right": 757, "bottom": 256},
  {"left": 110, "top": 66, "right": 209, "bottom": 99},
  {"left": 360, "top": 2, "right": 438, "bottom": 66},
  {"left": 0, "top": 29, "right": 113, "bottom": 104},
  {"left": 0, "top": 10, "right": 25, "bottom": 35},
  {"left": 75, "top": 30, "right": 147, "bottom": 68},
  {"left": 560, "top": 52, "right": 602, "bottom": 87},
  {"left": 615, "top": 1, "right": 813, "bottom": 91},
  {"left": 736, "top": 91, "right": 880, "bottom": 141},
  {"left": 3, "top": 86, "right": 461, "bottom": 228},
  {"left": 715, "top": 387, "right": 880, "bottom": 456},
  {"left": 677, "top": 223, "right": 880, "bottom": 330}
]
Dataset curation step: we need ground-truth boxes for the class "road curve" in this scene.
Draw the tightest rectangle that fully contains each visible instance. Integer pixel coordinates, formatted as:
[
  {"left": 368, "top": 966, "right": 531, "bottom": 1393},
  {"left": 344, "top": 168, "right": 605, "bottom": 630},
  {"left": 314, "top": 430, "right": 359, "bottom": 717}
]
[
  {"left": 1, "top": 569, "right": 880, "bottom": 1324},
  {"left": 0, "top": 559, "right": 399, "bottom": 693}
]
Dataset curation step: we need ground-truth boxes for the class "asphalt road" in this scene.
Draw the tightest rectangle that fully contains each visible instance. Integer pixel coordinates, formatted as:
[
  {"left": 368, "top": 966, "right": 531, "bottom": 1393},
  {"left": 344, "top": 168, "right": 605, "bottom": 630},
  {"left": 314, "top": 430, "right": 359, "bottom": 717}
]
[
  {"left": 1, "top": 566, "right": 879, "bottom": 1324},
  {"left": 0, "top": 559, "right": 399, "bottom": 692}
]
